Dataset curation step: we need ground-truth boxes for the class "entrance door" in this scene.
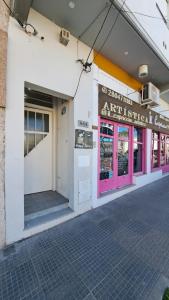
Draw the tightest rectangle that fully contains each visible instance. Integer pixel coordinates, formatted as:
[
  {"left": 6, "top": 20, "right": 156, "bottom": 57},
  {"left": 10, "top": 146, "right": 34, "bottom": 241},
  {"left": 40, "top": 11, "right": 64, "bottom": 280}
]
[
  {"left": 99, "top": 119, "right": 132, "bottom": 193},
  {"left": 24, "top": 108, "right": 52, "bottom": 194},
  {"left": 116, "top": 124, "right": 132, "bottom": 188},
  {"left": 99, "top": 119, "right": 116, "bottom": 193}
]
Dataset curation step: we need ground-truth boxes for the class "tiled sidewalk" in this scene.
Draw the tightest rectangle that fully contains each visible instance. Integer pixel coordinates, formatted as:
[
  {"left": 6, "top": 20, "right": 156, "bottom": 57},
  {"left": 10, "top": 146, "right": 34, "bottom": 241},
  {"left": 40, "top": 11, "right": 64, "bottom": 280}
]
[{"left": 1, "top": 176, "right": 169, "bottom": 299}]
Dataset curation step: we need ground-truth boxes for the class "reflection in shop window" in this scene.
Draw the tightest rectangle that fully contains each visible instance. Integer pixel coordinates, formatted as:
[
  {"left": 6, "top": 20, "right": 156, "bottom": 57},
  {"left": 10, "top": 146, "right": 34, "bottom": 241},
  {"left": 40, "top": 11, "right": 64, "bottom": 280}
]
[
  {"left": 134, "top": 127, "right": 142, "bottom": 143},
  {"left": 100, "top": 137, "right": 113, "bottom": 180},
  {"left": 166, "top": 143, "right": 169, "bottom": 165},
  {"left": 134, "top": 143, "right": 142, "bottom": 173},
  {"left": 152, "top": 131, "right": 160, "bottom": 168},
  {"left": 100, "top": 122, "right": 113, "bottom": 136},
  {"left": 118, "top": 140, "right": 129, "bottom": 176},
  {"left": 133, "top": 127, "right": 144, "bottom": 173},
  {"left": 160, "top": 142, "right": 165, "bottom": 166},
  {"left": 118, "top": 126, "right": 129, "bottom": 139},
  {"left": 152, "top": 132, "right": 169, "bottom": 168}
]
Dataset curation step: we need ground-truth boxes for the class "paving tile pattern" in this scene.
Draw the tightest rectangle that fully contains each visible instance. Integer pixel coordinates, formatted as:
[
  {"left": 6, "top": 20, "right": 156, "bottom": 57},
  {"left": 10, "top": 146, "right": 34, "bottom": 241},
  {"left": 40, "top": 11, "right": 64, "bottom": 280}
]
[{"left": 0, "top": 176, "right": 169, "bottom": 299}]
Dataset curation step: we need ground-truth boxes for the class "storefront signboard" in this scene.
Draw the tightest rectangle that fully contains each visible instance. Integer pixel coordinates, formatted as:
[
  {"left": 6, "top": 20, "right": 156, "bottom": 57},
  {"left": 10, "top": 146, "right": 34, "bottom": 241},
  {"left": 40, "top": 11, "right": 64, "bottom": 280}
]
[{"left": 99, "top": 84, "right": 169, "bottom": 134}]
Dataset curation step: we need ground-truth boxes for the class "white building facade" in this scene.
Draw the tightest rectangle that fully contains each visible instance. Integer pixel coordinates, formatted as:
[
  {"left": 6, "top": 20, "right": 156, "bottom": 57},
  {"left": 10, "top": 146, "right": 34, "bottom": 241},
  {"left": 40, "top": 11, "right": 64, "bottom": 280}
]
[{"left": 3, "top": 0, "right": 169, "bottom": 245}]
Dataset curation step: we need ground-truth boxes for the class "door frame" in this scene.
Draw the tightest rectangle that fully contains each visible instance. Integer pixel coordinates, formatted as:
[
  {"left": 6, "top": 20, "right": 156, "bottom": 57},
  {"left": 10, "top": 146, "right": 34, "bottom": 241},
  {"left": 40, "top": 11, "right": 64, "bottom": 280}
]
[{"left": 98, "top": 117, "right": 133, "bottom": 195}]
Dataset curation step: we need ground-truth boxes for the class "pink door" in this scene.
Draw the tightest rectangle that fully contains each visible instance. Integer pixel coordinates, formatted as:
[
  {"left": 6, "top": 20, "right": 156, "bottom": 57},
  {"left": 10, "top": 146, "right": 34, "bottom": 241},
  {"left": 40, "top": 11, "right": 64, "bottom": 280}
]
[
  {"left": 116, "top": 124, "right": 133, "bottom": 188},
  {"left": 99, "top": 119, "right": 116, "bottom": 193},
  {"left": 99, "top": 119, "right": 133, "bottom": 194}
]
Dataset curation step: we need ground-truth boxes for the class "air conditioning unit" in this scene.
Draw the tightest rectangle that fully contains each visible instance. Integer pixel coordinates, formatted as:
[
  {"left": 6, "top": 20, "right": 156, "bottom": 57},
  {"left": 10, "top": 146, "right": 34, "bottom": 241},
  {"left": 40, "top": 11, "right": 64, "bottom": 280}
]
[
  {"left": 141, "top": 82, "right": 160, "bottom": 107},
  {"left": 59, "top": 28, "right": 70, "bottom": 46}
]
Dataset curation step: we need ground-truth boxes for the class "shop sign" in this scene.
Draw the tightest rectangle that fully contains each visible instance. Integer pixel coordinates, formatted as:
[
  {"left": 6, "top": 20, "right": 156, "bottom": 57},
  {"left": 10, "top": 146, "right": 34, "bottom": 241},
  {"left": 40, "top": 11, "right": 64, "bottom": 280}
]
[
  {"left": 75, "top": 129, "right": 93, "bottom": 149},
  {"left": 99, "top": 84, "right": 169, "bottom": 134}
]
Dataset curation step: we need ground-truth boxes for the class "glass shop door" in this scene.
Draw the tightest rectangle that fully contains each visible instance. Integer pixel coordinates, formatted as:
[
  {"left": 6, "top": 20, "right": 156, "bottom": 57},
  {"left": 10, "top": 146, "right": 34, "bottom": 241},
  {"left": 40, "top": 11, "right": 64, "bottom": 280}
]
[
  {"left": 99, "top": 119, "right": 116, "bottom": 193},
  {"left": 116, "top": 124, "right": 133, "bottom": 188},
  {"left": 99, "top": 119, "right": 133, "bottom": 194}
]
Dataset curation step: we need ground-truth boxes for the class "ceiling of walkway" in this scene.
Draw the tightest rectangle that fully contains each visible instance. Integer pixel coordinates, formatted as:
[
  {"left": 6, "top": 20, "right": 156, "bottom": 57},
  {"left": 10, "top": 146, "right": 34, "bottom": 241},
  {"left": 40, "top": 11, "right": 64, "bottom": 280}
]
[{"left": 14, "top": 0, "right": 169, "bottom": 97}]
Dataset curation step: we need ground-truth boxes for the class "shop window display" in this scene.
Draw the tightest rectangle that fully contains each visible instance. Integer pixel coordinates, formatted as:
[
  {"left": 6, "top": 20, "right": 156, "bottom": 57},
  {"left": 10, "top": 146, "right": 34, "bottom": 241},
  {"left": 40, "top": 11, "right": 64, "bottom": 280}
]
[{"left": 133, "top": 127, "right": 144, "bottom": 173}]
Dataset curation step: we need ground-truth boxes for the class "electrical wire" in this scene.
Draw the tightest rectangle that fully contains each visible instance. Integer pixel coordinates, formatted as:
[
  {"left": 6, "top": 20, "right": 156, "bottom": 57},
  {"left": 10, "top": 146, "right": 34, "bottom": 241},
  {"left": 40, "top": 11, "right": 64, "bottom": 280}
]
[
  {"left": 85, "top": 1, "right": 114, "bottom": 64},
  {"left": 78, "top": 3, "right": 109, "bottom": 40},
  {"left": 76, "top": 3, "right": 109, "bottom": 60},
  {"left": 127, "top": 90, "right": 138, "bottom": 96},
  {"left": 93, "top": 0, "right": 127, "bottom": 62},
  {"left": 122, "top": 10, "right": 169, "bottom": 22},
  {"left": 1, "top": 0, "right": 24, "bottom": 26},
  {"left": 2, "top": 0, "right": 14, "bottom": 16},
  {"left": 73, "top": 69, "right": 84, "bottom": 100},
  {"left": 77, "top": 4, "right": 169, "bottom": 61},
  {"left": 74, "top": 2, "right": 114, "bottom": 100},
  {"left": 1, "top": 0, "right": 38, "bottom": 34}
]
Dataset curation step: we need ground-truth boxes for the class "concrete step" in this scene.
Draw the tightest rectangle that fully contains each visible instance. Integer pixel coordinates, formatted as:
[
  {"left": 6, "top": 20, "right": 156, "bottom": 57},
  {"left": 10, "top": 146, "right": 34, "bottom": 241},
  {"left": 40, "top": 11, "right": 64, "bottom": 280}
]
[
  {"left": 24, "top": 202, "right": 69, "bottom": 222},
  {"left": 24, "top": 207, "right": 73, "bottom": 230}
]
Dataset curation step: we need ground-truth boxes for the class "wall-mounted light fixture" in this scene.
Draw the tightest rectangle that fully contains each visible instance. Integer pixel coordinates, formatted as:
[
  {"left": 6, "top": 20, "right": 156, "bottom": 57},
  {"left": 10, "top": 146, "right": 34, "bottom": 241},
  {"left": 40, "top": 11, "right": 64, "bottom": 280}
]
[{"left": 138, "top": 64, "right": 149, "bottom": 78}]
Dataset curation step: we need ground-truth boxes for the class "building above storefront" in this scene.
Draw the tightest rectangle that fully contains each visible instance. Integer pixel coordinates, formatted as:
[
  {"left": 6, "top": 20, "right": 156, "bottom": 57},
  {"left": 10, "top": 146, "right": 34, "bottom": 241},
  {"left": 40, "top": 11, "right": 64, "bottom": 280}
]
[{"left": 12, "top": 0, "right": 169, "bottom": 91}]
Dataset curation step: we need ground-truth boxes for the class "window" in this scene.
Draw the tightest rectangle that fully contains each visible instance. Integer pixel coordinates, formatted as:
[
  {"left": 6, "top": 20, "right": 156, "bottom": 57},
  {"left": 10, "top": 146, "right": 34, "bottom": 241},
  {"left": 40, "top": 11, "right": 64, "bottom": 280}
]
[
  {"left": 100, "top": 122, "right": 113, "bottom": 136},
  {"left": 24, "top": 110, "right": 49, "bottom": 156},
  {"left": 133, "top": 127, "right": 144, "bottom": 173},
  {"left": 100, "top": 122, "right": 114, "bottom": 180},
  {"left": 152, "top": 131, "right": 160, "bottom": 168},
  {"left": 166, "top": 138, "right": 169, "bottom": 164},
  {"left": 152, "top": 132, "right": 169, "bottom": 169},
  {"left": 160, "top": 134, "right": 165, "bottom": 166}
]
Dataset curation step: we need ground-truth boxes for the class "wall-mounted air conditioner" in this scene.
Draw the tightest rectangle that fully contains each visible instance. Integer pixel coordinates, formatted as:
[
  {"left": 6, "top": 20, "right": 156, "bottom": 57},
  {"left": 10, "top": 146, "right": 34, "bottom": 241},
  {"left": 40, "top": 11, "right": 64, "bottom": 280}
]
[{"left": 141, "top": 82, "right": 160, "bottom": 107}]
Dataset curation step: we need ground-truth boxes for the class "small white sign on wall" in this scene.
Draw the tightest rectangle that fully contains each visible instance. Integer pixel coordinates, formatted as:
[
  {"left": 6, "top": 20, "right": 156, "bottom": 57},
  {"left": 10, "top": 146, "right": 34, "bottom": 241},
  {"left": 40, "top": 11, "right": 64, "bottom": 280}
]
[{"left": 78, "top": 156, "right": 90, "bottom": 167}]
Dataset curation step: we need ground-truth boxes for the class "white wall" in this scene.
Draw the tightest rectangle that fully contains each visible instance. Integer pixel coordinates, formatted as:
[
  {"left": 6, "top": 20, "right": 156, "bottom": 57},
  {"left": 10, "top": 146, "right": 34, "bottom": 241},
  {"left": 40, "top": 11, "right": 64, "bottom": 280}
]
[
  {"left": 5, "top": 9, "right": 93, "bottom": 243},
  {"left": 55, "top": 100, "right": 71, "bottom": 199},
  {"left": 117, "top": 0, "right": 169, "bottom": 64}
]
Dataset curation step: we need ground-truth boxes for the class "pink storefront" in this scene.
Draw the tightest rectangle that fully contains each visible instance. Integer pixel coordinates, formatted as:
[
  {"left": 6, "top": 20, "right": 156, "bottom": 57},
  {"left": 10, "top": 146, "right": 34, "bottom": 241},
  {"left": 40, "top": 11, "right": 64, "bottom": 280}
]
[
  {"left": 98, "top": 84, "right": 169, "bottom": 196},
  {"left": 152, "top": 131, "right": 169, "bottom": 173}
]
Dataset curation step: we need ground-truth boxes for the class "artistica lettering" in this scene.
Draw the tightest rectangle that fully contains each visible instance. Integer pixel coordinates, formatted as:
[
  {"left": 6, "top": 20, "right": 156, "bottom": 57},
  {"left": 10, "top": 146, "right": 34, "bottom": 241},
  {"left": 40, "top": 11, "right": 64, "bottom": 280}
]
[{"left": 99, "top": 85, "right": 169, "bottom": 134}]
